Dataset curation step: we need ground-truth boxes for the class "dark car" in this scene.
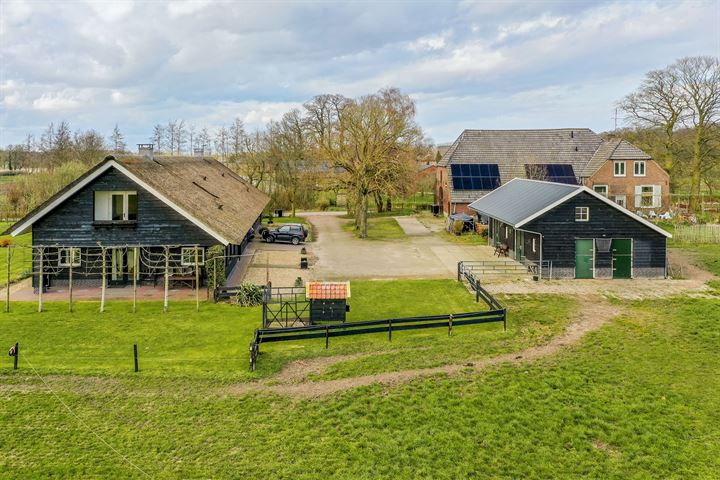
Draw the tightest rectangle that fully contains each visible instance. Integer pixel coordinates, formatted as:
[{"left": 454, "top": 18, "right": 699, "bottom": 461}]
[{"left": 264, "top": 223, "right": 308, "bottom": 245}]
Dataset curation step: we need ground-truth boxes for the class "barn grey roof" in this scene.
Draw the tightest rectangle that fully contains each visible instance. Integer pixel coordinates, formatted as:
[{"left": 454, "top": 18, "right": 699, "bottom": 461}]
[
  {"left": 5, "top": 155, "right": 270, "bottom": 245},
  {"left": 439, "top": 129, "right": 652, "bottom": 204},
  {"left": 468, "top": 178, "right": 672, "bottom": 237},
  {"left": 468, "top": 178, "right": 580, "bottom": 226}
]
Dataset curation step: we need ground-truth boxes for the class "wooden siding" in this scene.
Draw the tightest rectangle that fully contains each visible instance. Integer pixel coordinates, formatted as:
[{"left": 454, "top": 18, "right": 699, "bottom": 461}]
[
  {"left": 32, "top": 167, "right": 221, "bottom": 247},
  {"left": 523, "top": 191, "right": 666, "bottom": 269}
]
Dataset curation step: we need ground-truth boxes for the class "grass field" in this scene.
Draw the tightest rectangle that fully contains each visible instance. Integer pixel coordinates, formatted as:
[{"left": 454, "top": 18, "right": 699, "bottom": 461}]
[
  {"left": 0, "top": 220, "right": 33, "bottom": 287},
  {"left": 1, "top": 290, "right": 718, "bottom": 478},
  {"left": 342, "top": 216, "right": 407, "bottom": 240}
]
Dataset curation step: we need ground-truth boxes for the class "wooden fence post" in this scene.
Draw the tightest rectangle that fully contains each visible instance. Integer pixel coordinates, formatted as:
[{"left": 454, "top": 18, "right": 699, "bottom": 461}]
[
  {"left": 68, "top": 253, "right": 73, "bottom": 313},
  {"left": 5, "top": 246, "right": 10, "bottom": 313},
  {"left": 388, "top": 319, "right": 392, "bottom": 342},
  {"left": 163, "top": 247, "right": 169, "bottom": 313},
  {"left": 37, "top": 247, "right": 44, "bottom": 313},
  {"left": 132, "top": 247, "right": 138, "bottom": 313},
  {"left": 13, "top": 342, "right": 18, "bottom": 370},
  {"left": 325, "top": 326, "right": 329, "bottom": 349},
  {"left": 100, "top": 247, "right": 107, "bottom": 313},
  {"left": 133, "top": 344, "right": 139, "bottom": 372},
  {"left": 448, "top": 314, "right": 453, "bottom": 337},
  {"left": 195, "top": 246, "right": 200, "bottom": 312}
]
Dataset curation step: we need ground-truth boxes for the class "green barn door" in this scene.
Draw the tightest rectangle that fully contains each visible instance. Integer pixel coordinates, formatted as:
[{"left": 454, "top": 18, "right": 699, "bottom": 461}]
[
  {"left": 575, "top": 239, "right": 594, "bottom": 279},
  {"left": 612, "top": 239, "right": 632, "bottom": 279}
]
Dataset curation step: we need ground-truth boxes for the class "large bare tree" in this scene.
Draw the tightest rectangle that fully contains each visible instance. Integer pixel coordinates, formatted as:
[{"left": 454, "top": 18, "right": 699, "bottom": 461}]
[
  {"left": 305, "top": 88, "right": 423, "bottom": 238},
  {"left": 621, "top": 56, "right": 719, "bottom": 211}
]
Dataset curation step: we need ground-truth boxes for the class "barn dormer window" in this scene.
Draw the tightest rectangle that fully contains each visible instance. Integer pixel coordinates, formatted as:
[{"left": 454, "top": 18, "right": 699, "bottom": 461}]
[
  {"left": 575, "top": 206, "right": 589, "bottom": 222},
  {"left": 95, "top": 191, "right": 138, "bottom": 221}
]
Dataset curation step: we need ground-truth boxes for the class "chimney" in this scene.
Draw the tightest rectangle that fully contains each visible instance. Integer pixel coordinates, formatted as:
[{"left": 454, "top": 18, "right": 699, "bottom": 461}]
[{"left": 137, "top": 144, "right": 154, "bottom": 158}]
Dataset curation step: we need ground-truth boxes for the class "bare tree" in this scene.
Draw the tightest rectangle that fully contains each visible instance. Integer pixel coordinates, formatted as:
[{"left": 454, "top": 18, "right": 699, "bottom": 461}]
[
  {"left": 621, "top": 56, "right": 720, "bottom": 211},
  {"left": 197, "top": 127, "right": 212, "bottom": 154},
  {"left": 151, "top": 124, "right": 166, "bottom": 152},
  {"left": 109, "top": 124, "right": 127, "bottom": 153},
  {"left": 39, "top": 123, "right": 55, "bottom": 154},
  {"left": 73, "top": 129, "right": 106, "bottom": 164},
  {"left": 214, "top": 126, "right": 229, "bottom": 160},
  {"left": 305, "top": 88, "right": 423, "bottom": 238},
  {"left": 53, "top": 121, "right": 74, "bottom": 164}
]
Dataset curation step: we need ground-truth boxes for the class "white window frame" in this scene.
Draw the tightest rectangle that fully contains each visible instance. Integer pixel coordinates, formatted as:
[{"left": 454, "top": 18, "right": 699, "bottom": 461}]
[
  {"left": 613, "top": 161, "right": 626, "bottom": 177},
  {"left": 614, "top": 195, "right": 626, "bottom": 208},
  {"left": 575, "top": 206, "right": 589, "bottom": 222},
  {"left": 181, "top": 247, "right": 205, "bottom": 266},
  {"left": 58, "top": 247, "right": 81, "bottom": 267},
  {"left": 94, "top": 191, "right": 138, "bottom": 221},
  {"left": 593, "top": 184, "right": 608, "bottom": 197},
  {"left": 639, "top": 185, "right": 655, "bottom": 208},
  {"left": 633, "top": 161, "right": 646, "bottom": 177}
]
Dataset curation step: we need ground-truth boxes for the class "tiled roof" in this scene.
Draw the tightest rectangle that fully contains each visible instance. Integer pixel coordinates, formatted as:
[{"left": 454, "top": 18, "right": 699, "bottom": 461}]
[
  {"left": 439, "top": 129, "right": 652, "bottom": 203},
  {"left": 306, "top": 281, "right": 351, "bottom": 299}
]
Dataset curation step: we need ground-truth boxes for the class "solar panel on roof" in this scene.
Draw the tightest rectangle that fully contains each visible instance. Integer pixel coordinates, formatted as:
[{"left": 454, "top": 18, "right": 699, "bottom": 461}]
[
  {"left": 524, "top": 164, "right": 579, "bottom": 185},
  {"left": 451, "top": 163, "right": 500, "bottom": 191}
]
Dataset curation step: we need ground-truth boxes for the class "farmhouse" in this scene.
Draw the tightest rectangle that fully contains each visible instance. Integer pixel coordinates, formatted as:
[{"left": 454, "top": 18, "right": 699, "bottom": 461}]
[
  {"left": 469, "top": 178, "right": 671, "bottom": 279},
  {"left": 3, "top": 146, "right": 269, "bottom": 289},
  {"left": 436, "top": 129, "right": 670, "bottom": 215}
]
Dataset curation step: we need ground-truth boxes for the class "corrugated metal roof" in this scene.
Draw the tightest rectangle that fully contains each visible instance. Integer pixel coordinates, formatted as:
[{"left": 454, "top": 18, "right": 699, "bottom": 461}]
[{"left": 468, "top": 178, "right": 580, "bottom": 226}]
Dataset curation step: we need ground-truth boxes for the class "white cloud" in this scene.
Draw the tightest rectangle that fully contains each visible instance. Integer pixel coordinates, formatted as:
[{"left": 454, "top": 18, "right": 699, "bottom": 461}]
[{"left": 32, "top": 92, "right": 82, "bottom": 111}]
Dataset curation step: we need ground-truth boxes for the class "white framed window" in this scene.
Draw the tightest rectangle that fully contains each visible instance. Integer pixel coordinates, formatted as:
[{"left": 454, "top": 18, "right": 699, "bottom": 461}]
[
  {"left": 181, "top": 247, "right": 205, "bottom": 266},
  {"left": 531, "top": 238, "right": 537, "bottom": 253},
  {"left": 94, "top": 191, "right": 138, "bottom": 221},
  {"left": 575, "top": 206, "right": 589, "bottom": 222},
  {"left": 613, "top": 161, "right": 626, "bottom": 177},
  {"left": 635, "top": 185, "right": 661, "bottom": 208},
  {"left": 58, "top": 248, "right": 81, "bottom": 267},
  {"left": 633, "top": 161, "right": 646, "bottom": 176},
  {"left": 614, "top": 195, "right": 626, "bottom": 208},
  {"left": 593, "top": 185, "right": 608, "bottom": 197}
]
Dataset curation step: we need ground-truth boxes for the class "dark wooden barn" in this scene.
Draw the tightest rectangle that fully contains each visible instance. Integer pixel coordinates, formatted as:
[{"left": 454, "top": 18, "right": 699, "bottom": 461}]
[
  {"left": 468, "top": 178, "right": 671, "bottom": 279},
  {"left": 4, "top": 148, "right": 270, "bottom": 289}
]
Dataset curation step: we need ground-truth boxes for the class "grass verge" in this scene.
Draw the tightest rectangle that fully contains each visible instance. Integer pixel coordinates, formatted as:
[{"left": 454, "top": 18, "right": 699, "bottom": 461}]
[{"left": 342, "top": 216, "right": 407, "bottom": 240}]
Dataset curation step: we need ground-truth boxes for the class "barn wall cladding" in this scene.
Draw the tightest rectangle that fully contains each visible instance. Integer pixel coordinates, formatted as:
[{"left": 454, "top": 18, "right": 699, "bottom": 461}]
[
  {"left": 32, "top": 167, "right": 219, "bottom": 247},
  {"left": 523, "top": 191, "right": 666, "bottom": 278}
]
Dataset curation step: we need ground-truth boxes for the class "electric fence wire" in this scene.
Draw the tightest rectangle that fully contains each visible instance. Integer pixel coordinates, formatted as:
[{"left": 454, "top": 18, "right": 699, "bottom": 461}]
[{"left": 21, "top": 353, "right": 153, "bottom": 478}]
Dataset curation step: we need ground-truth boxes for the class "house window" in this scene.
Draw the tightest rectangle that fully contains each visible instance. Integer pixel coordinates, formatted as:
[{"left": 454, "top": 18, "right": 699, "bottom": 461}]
[
  {"left": 593, "top": 185, "right": 608, "bottom": 197},
  {"left": 635, "top": 185, "right": 661, "bottom": 208},
  {"left": 633, "top": 161, "right": 646, "bottom": 176},
  {"left": 58, "top": 248, "right": 81, "bottom": 267},
  {"left": 95, "top": 191, "right": 137, "bottom": 221},
  {"left": 181, "top": 247, "right": 205, "bottom": 266},
  {"left": 614, "top": 195, "right": 626, "bottom": 208},
  {"left": 613, "top": 161, "right": 626, "bottom": 177},
  {"left": 575, "top": 207, "right": 589, "bottom": 222}
]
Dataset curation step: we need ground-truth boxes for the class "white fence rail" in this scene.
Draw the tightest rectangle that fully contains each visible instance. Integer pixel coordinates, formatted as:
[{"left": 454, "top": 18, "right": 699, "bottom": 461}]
[{"left": 674, "top": 224, "right": 720, "bottom": 244}]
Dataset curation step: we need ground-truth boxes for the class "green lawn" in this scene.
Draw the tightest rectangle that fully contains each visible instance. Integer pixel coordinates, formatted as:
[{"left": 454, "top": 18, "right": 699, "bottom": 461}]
[
  {"left": 1, "top": 293, "right": 718, "bottom": 478},
  {"left": 0, "top": 220, "right": 32, "bottom": 286},
  {"left": 0, "top": 280, "right": 569, "bottom": 381},
  {"left": 342, "top": 216, "right": 407, "bottom": 240}
]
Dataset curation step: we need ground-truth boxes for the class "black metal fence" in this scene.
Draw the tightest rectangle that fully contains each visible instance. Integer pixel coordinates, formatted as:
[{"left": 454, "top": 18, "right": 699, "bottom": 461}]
[{"left": 249, "top": 309, "right": 506, "bottom": 370}]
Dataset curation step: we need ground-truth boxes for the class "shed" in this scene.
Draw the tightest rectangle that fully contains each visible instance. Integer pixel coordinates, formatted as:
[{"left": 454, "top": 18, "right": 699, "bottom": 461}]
[{"left": 468, "top": 178, "right": 671, "bottom": 279}]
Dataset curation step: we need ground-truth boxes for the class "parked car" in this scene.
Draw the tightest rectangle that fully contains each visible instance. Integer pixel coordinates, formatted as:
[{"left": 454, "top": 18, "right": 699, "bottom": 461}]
[{"left": 264, "top": 223, "right": 308, "bottom": 245}]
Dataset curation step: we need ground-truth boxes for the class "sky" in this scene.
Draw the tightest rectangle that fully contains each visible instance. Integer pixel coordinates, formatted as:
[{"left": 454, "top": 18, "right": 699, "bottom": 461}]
[{"left": 1, "top": 0, "right": 718, "bottom": 148}]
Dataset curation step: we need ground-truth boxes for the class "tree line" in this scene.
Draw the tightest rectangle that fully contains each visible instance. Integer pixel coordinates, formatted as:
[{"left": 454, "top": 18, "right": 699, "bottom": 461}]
[
  {"left": 617, "top": 55, "right": 719, "bottom": 212},
  {"left": 1, "top": 88, "right": 432, "bottom": 234}
]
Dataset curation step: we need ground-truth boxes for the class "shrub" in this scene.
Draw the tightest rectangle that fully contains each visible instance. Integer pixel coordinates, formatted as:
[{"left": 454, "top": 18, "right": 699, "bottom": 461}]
[
  {"left": 452, "top": 220, "right": 465, "bottom": 235},
  {"left": 205, "top": 245, "right": 225, "bottom": 294},
  {"left": 235, "top": 283, "right": 264, "bottom": 307}
]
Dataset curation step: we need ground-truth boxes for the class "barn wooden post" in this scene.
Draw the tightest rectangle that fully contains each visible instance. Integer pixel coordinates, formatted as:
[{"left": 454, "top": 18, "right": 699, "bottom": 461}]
[
  {"left": 100, "top": 247, "right": 107, "bottom": 313},
  {"left": 37, "top": 247, "right": 44, "bottom": 313},
  {"left": 132, "top": 247, "right": 138, "bottom": 313},
  {"left": 68, "top": 251, "right": 73, "bottom": 313},
  {"left": 163, "top": 246, "right": 169, "bottom": 313},
  {"left": 194, "top": 246, "right": 200, "bottom": 312},
  {"left": 5, "top": 246, "right": 11, "bottom": 313}
]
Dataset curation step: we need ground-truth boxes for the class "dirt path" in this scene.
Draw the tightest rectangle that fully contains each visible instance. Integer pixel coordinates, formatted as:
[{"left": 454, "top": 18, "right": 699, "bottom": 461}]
[{"left": 228, "top": 295, "right": 622, "bottom": 399}]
